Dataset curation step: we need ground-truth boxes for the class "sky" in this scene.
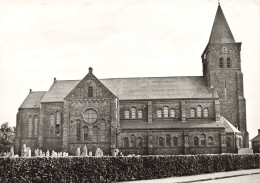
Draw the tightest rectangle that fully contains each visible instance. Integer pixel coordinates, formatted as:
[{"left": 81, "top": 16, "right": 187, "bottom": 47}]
[{"left": 0, "top": 0, "right": 260, "bottom": 140}]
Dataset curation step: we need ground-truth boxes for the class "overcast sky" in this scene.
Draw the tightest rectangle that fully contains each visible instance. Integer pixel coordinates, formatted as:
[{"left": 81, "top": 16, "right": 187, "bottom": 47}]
[{"left": 0, "top": 0, "right": 259, "bottom": 139}]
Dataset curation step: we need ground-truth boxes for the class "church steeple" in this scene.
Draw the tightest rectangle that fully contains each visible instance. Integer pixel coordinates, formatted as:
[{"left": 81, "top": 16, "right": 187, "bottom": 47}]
[{"left": 209, "top": 4, "right": 235, "bottom": 43}]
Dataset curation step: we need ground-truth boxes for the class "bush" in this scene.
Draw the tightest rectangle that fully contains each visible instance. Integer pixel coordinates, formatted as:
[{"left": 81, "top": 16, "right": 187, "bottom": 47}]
[{"left": 0, "top": 154, "right": 259, "bottom": 183}]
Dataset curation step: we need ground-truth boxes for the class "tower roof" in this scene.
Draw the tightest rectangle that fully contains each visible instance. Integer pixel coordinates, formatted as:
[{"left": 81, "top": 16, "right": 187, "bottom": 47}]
[{"left": 209, "top": 5, "right": 235, "bottom": 43}]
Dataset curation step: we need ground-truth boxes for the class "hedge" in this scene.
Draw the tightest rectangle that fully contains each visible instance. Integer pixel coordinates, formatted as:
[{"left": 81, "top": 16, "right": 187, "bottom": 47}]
[{"left": 0, "top": 154, "right": 260, "bottom": 183}]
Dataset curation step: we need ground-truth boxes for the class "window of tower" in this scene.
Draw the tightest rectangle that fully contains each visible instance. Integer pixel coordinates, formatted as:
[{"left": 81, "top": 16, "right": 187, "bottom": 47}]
[
  {"left": 227, "top": 57, "right": 231, "bottom": 68},
  {"left": 219, "top": 57, "right": 224, "bottom": 68}
]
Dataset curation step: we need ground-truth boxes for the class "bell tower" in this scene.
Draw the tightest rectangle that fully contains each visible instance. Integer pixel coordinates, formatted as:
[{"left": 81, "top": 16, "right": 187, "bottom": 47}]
[{"left": 202, "top": 4, "right": 248, "bottom": 147}]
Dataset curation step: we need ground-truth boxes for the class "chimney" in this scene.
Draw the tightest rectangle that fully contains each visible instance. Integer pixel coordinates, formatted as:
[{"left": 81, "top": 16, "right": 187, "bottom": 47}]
[
  {"left": 54, "top": 77, "right": 56, "bottom": 82},
  {"left": 89, "top": 67, "right": 93, "bottom": 74},
  {"left": 29, "top": 89, "right": 32, "bottom": 93},
  {"left": 258, "top": 129, "right": 260, "bottom": 135}
]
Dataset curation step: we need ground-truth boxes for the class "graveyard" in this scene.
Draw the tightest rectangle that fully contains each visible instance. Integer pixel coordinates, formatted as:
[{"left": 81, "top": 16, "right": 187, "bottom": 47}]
[{"left": 0, "top": 144, "right": 260, "bottom": 182}]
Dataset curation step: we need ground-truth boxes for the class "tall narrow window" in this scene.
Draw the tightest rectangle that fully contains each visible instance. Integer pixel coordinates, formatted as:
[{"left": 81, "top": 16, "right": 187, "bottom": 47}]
[
  {"left": 88, "top": 86, "right": 93, "bottom": 97},
  {"left": 227, "top": 57, "right": 231, "bottom": 68},
  {"left": 173, "top": 137, "right": 178, "bottom": 146},
  {"left": 138, "top": 110, "right": 142, "bottom": 118},
  {"left": 203, "top": 108, "right": 209, "bottom": 117},
  {"left": 219, "top": 57, "right": 224, "bottom": 68},
  {"left": 130, "top": 134, "right": 136, "bottom": 147},
  {"left": 170, "top": 109, "right": 175, "bottom": 118},
  {"left": 190, "top": 109, "right": 196, "bottom": 118},
  {"left": 56, "top": 112, "right": 61, "bottom": 136},
  {"left": 131, "top": 108, "right": 136, "bottom": 119},
  {"left": 226, "top": 137, "right": 231, "bottom": 148},
  {"left": 239, "top": 137, "right": 242, "bottom": 148},
  {"left": 208, "top": 136, "right": 213, "bottom": 145},
  {"left": 163, "top": 106, "right": 169, "bottom": 118},
  {"left": 200, "top": 134, "right": 206, "bottom": 146},
  {"left": 194, "top": 136, "right": 199, "bottom": 146},
  {"left": 83, "top": 126, "right": 88, "bottom": 141},
  {"left": 28, "top": 115, "right": 33, "bottom": 138},
  {"left": 76, "top": 122, "right": 81, "bottom": 141},
  {"left": 197, "top": 106, "right": 202, "bottom": 117},
  {"left": 137, "top": 137, "right": 143, "bottom": 147},
  {"left": 166, "top": 134, "right": 171, "bottom": 146},
  {"left": 123, "top": 137, "right": 129, "bottom": 147},
  {"left": 157, "top": 109, "right": 162, "bottom": 118},
  {"left": 93, "top": 126, "right": 98, "bottom": 142},
  {"left": 34, "top": 116, "right": 38, "bottom": 137},
  {"left": 159, "top": 137, "right": 164, "bottom": 147},
  {"left": 50, "top": 114, "right": 55, "bottom": 126},
  {"left": 125, "top": 110, "right": 130, "bottom": 119}
]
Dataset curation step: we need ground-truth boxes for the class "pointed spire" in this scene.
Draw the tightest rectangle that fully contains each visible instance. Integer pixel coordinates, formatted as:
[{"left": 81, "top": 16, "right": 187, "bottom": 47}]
[{"left": 209, "top": 4, "right": 235, "bottom": 43}]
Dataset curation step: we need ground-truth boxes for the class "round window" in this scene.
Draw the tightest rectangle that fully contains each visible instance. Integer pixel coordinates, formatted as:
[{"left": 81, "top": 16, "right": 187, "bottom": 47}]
[{"left": 83, "top": 109, "right": 97, "bottom": 124}]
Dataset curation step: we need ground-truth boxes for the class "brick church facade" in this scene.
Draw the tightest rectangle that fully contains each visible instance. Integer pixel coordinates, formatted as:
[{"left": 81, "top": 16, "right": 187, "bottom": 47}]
[{"left": 14, "top": 4, "right": 248, "bottom": 155}]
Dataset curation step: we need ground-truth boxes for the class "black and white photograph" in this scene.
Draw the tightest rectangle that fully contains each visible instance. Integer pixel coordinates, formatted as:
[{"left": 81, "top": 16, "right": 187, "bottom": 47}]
[{"left": 0, "top": 0, "right": 260, "bottom": 182}]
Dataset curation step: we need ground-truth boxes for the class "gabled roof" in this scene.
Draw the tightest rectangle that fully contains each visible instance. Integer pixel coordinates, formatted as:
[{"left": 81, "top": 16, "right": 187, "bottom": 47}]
[
  {"left": 40, "top": 76, "right": 216, "bottom": 102},
  {"left": 209, "top": 5, "right": 235, "bottom": 43},
  {"left": 251, "top": 134, "right": 260, "bottom": 142},
  {"left": 221, "top": 116, "right": 241, "bottom": 133},
  {"left": 100, "top": 76, "right": 215, "bottom": 100},
  {"left": 41, "top": 80, "right": 80, "bottom": 103},
  {"left": 20, "top": 91, "right": 47, "bottom": 109},
  {"left": 120, "top": 119, "right": 224, "bottom": 130}
]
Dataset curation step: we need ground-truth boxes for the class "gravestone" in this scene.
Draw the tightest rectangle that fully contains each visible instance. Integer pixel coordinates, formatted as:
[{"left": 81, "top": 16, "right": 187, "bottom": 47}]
[
  {"left": 89, "top": 151, "right": 92, "bottom": 156},
  {"left": 76, "top": 147, "right": 81, "bottom": 156},
  {"left": 46, "top": 150, "right": 50, "bottom": 157},
  {"left": 10, "top": 146, "right": 14, "bottom": 157},
  {"left": 82, "top": 146, "right": 88, "bottom": 157}
]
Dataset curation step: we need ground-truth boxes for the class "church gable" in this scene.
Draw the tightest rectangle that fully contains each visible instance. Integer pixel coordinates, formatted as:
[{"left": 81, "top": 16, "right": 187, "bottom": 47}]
[{"left": 65, "top": 67, "right": 116, "bottom": 100}]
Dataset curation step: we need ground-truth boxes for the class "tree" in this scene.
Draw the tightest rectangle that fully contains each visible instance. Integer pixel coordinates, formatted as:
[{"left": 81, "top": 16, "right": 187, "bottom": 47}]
[{"left": 0, "top": 122, "right": 15, "bottom": 156}]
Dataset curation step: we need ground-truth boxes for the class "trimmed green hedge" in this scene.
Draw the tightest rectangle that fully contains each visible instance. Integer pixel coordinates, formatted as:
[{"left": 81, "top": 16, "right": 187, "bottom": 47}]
[{"left": 0, "top": 154, "right": 260, "bottom": 182}]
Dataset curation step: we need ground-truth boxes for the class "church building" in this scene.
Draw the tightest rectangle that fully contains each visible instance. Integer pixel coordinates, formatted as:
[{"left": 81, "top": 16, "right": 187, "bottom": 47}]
[{"left": 14, "top": 4, "right": 248, "bottom": 155}]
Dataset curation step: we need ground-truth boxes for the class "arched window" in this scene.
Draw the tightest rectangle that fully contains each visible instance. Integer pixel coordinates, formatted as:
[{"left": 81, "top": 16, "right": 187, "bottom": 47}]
[
  {"left": 138, "top": 110, "right": 142, "bottom": 118},
  {"left": 173, "top": 137, "right": 178, "bottom": 146},
  {"left": 93, "top": 126, "right": 98, "bottom": 142},
  {"left": 208, "top": 136, "right": 213, "bottom": 145},
  {"left": 130, "top": 134, "right": 136, "bottom": 147},
  {"left": 200, "top": 134, "right": 206, "bottom": 146},
  {"left": 50, "top": 114, "right": 55, "bottom": 126},
  {"left": 157, "top": 109, "right": 162, "bottom": 118},
  {"left": 159, "top": 137, "right": 164, "bottom": 147},
  {"left": 76, "top": 121, "right": 81, "bottom": 141},
  {"left": 163, "top": 107, "right": 169, "bottom": 118},
  {"left": 219, "top": 57, "right": 224, "bottom": 68},
  {"left": 197, "top": 106, "right": 202, "bottom": 117},
  {"left": 239, "top": 137, "right": 242, "bottom": 148},
  {"left": 88, "top": 86, "right": 93, "bottom": 97},
  {"left": 28, "top": 115, "right": 33, "bottom": 138},
  {"left": 131, "top": 108, "right": 136, "bottom": 119},
  {"left": 227, "top": 57, "right": 231, "bottom": 68},
  {"left": 137, "top": 137, "right": 143, "bottom": 147},
  {"left": 56, "top": 112, "right": 61, "bottom": 136},
  {"left": 83, "top": 126, "right": 88, "bottom": 141},
  {"left": 226, "top": 137, "right": 231, "bottom": 148},
  {"left": 123, "top": 137, "right": 129, "bottom": 147},
  {"left": 125, "top": 110, "right": 130, "bottom": 119},
  {"left": 166, "top": 134, "right": 171, "bottom": 146},
  {"left": 194, "top": 136, "right": 199, "bottom": 146},
  {"left": 34, "top": 116, "right": 38, "bottom": 137},
  {"left": 190, "top": 109, "right": 196, "bottom": 118},
  {"left": 203, "top": 108, "right": 209, "bottom": 117},
  {"left": 170, "top": 109, "right": 175, "bottom": 118}
]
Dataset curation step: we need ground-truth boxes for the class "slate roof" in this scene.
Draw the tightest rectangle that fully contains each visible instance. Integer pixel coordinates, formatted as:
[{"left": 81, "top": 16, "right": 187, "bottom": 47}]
[
  {"left": 41, "top": 80, "right": 80, "bottom": 103},
  {"left": 209, "top": 5, "right": 235, "bottom": 43},
  {"left": 19, "top": 91, "right": 47, "bottom": 109},
  {"left": 221, "top": 116, "right": 241, "bottom": 133},
  {"left": 120, "top": 119, "right": 224, "bottom": 130},
  {"left": 100, "top": 76, "right": 215, "bottom": 100},
  {"left": 40, "top": 76, "right": 216, "bottom": 102},
  {"left": 251, "top": 134, "right": 260, "bottom": 142}
]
